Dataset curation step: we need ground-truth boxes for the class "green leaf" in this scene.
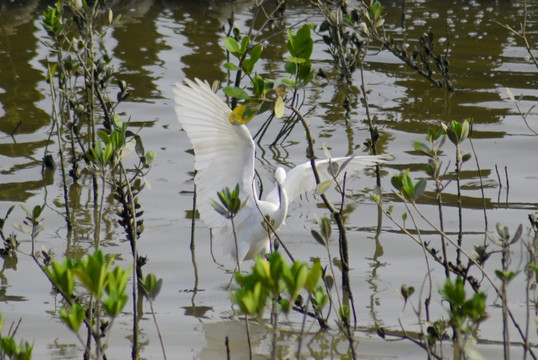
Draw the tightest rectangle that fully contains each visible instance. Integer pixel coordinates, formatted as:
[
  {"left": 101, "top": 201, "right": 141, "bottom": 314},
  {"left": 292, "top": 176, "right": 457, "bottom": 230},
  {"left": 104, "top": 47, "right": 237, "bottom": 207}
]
[
  {"left": 440, "top": 277, "right": 465, "bottom": 307},
  {"left": 291, "top": 263, "right": 308, "bottom": 298},
  {"left": 242, "top": 59, "right": 254, "bottom": 75},
  {"left": 319, "top": 217, "right": 331, "bottom": 240},
  {"left": 240, "top": 36, "right": 250, "bottom": 54},
  {"left": 461, "top": 120, "right": 469, "bottom": 141},
  {"left": 113, "top": 114, "right": 122, "bottom": 129},
  {"left": 495, "top": 270, "right": 516, "bottom": 282},
  {"left": 281, "top": 78, "right": 296, "bottom": 89},
  {"left": 145, "top": 150, "right": 156, "bottom": 167},
  {"left": 60, "top": 303, "right": 86, "bottom": 332},
  {"left": 528, "top": 263, "right": 538, "bottom": 275},
  {"left": 414, "top": 179, "right": 427, "bottom": 199},
  {"left": 311, "top": 230, "right": 326, "bottom": 247},
  {"left": 462, "top": 292, "right": 487, "bottom": 322},
  {"left": 305, "top": 260, "right": 322, "bottom": 293},
  {"left": 426, "top": 159, "right": 440, "bottom": 177},
  {"left": 223, "top": 37, "right": 240, "bottom": 54},
  {"left": 73, "top": 250, "right": 112, "bottom": 298},
  {"left": 249, "top": 43, "right": 263, "bottom": 63},
  {"left": 338, "top": 305, "right": 350, "bottom": 321},
  {"left": 32, "top": 204, "right": 44, "bottom": 219},
  {"left": 224, "top": 62, "right": 241, "bottom": 71},
  {"left": 328, "top": 162, "right": 339, "bottom": 178},
  {"left": 98, "top": 130, "right": 111, "bottom": 145},
  {"left": 391, "top": 173, "right": 403, "bottom": 191},
  {"left": 285, "top": 24, "right": 314, "bottom": 86},
  {"left": 252, "top": 75, "right": 266, "bottom": 97},
  {"left": 1, "top": 337, "right": 18, "bottom": 356},
  {"left": 222, "top": 86, "right": 250, "bottom": 100},
  {"left": 45, "top": 258, "right": 75, "bottom": 297},
  {"left": 413, "top": 141, "right": 431, "bottom": 155},
  {"left": 284, "top": 61, "right": 297, "bottom": 75},
  {"left": 286, "top": 56, "right": 305, "bottom": 64},
  {"left": 104, "top": 143, "right": 114, "bottom": 164}
]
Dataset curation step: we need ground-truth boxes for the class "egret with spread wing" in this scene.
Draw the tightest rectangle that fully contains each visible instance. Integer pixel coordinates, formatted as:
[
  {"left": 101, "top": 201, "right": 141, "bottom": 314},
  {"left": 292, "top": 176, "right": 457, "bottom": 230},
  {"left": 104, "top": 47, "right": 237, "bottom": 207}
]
[{"left": 174, "top": 78, "right": 388, "bottom": 264}]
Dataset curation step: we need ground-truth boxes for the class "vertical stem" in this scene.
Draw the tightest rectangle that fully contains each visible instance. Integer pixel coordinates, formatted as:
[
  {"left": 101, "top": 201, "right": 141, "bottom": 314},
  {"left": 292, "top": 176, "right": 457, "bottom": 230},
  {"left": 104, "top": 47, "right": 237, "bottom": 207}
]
[
  {"left": 48, "top": 67, "right": 73, "bottom": 231},
  {"left": 149, "top": 300, "right": 168, "bottom": 360},
  {"left": 455, "top": 145, "right": 463, "bottom": 266},
  {"left": 296, "top": 299, "right": 309, "bottom": 358},
  {"left": 231, "top": 217, "right": 241, "bottom": 273},
  {"left": 271, "top": 301, "right": 278, "bottom": 360},
  {"left": 435, "top": 178, "right": 450, "bottom": 281},
  {"left": 95, "top": 176, "right": 106, "bottom": 250},
  {"left": 359, "top": 59, "right": 382, "bottom": 187},
  {"left": 434, "top": 177, "right": 449, "bottom": 325},
  {"left": 229, "top": 216, "right": 251, "bottom": 358},
  {"left": 95, "top": 298, "right": 102, "bottom": 359},
  {"left": 119, "top": 164, "right": 139, "bottom": 360},
  {"left": 190, "top": 183, "right": 197, "bottom": 251},
  {"left": 290, "top": 104, "right": 354, "bottom": 349},
  {"left": 244, "top": 315, "right": 253, "bottom": 360},
  {"left": 502, "top": 244, "right": 510, "bottom": 360}
]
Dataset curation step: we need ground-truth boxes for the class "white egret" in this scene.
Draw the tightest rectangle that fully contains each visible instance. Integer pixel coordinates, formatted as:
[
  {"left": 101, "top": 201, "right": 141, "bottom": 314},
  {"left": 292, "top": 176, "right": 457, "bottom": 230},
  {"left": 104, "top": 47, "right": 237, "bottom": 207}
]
[{"left": 174, "top": 78, "right": 388, "bottom": 264}]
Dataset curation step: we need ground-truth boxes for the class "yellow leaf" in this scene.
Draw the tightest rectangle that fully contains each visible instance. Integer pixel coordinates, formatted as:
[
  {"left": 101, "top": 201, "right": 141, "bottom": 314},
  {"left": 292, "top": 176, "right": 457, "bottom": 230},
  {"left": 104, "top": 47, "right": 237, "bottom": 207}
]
[
  {"left": 229, "top": 104, "right": 255, "bottom": 125},
  {"left": 274, "top": 96, "right": 285, "bottom": 118},
  {"left": 275, "top": 84, "right": 287, "bottom": 98},
  {"left": 316, "top": 180, "right": 334, "bottom": 195}
]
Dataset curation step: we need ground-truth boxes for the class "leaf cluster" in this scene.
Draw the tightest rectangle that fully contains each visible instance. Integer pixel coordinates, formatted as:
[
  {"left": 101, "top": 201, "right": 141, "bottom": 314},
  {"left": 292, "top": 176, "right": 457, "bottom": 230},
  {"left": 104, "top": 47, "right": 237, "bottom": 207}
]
[
  {"left": 391, "top": 170, "right": 426, "bottom": 202},
  {"left": 210, "top": 184, "right": 245, "bottom": 220},
  {"left": 284, "top": 24, "right": 315, "bottom": 89},
  {"left": 231, "top": 253, "right": 327, "bottom": 316},
  {"left": 222, "top": 24, "right": 315, "bottom": 129},
  {"left": 45, "top": 250, "right": 131, "bottom": 332},
  {"left": 440, "top": 277, "right": 487, "bottom": 330}
]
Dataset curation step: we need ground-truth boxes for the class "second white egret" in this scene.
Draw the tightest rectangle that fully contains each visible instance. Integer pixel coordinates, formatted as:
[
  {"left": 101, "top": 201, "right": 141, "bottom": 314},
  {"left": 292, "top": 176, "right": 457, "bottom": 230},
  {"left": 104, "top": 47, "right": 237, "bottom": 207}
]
[{"left": 174, "top": 78, "right": 388, "bottom": 264}]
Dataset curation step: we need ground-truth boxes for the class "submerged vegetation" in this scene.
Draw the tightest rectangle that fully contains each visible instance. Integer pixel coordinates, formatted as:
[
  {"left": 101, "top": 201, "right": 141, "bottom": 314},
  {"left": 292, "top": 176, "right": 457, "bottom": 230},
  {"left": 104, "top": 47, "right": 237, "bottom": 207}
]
[{"left": 0, "top": 0, "right": 537, "bottom": 359}]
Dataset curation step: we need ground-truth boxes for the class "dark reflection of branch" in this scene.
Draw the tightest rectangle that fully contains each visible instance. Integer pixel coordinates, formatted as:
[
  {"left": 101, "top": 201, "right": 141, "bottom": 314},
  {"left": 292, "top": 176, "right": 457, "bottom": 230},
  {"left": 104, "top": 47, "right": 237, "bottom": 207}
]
[
  {"left": 501, "top": 166, "right": 510, "bottom": 208},
  {"left": 0, "top": 252, "right": 22, "bottom": 302},
  {"left": 190, "top": 183, "right": 199, "bottom": 303},
  {"left": 344, "top": 118, "right": 354, "bottom": 157},
  {"left": 468, "top": 137, "right": 489, "bottom": 238},
  {"left": 495, "top": 163, "right": 505, "bottom": 208},
  {"left": 183, "top": 183, "right": 212, "bottom": 320},
  {"left": 366, "top": 203, "right": 387, "bottom": 329}
]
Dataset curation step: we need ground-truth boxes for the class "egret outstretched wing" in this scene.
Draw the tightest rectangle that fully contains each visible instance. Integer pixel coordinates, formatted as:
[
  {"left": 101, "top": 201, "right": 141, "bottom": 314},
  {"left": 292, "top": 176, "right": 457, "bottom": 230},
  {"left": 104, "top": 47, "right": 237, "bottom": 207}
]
[
  {"left": 266, "top": 155, "right": 390, "bottom": 205},
  {"left": 173, "top": 79, "right": 256, "bottom": 229},
  {"left": 175, "top": 78, "right": 391, "bottom": 264}
]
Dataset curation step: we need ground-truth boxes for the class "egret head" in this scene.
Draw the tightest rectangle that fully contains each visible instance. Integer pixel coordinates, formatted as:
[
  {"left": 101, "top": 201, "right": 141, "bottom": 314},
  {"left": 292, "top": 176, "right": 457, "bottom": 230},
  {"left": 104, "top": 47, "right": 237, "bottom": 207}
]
[
  {"left": 275, "top": 167, "right": 286, "bottom": 207},
  {"left": 275, "top": 167, "right": 286, "bottom": 187}
]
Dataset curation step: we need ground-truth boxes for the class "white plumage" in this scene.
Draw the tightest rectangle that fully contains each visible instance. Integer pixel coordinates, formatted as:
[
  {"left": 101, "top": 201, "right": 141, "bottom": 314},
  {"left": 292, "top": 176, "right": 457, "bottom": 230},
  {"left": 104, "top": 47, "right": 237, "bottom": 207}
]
[{"left": 174, "top": 78, "right": 388, "bottom": 263}]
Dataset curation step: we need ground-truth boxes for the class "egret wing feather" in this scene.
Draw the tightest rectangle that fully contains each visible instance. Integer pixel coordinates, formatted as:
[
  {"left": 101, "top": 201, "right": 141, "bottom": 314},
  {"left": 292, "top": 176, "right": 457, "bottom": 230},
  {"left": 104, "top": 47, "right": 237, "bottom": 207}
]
[
  {"left": 173, "top": 79, "right": 256, "bottom": 230},
  {"left": 266, "top": 155, "right": 389, "bottom": 204}
]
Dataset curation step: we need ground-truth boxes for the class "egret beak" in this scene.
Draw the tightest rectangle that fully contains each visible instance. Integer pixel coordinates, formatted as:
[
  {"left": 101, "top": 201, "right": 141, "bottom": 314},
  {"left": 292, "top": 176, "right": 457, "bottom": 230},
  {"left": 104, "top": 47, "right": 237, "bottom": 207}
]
[{"left": 277, "top": 183, "right": 282, "bottom": 207}]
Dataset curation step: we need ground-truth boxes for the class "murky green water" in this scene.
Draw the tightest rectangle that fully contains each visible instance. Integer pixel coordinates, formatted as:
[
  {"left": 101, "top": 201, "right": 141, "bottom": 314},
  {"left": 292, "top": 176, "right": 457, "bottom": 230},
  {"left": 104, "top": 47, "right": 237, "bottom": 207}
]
[{"left": 0, "top": 0, "right": 537, "bottom": 358}]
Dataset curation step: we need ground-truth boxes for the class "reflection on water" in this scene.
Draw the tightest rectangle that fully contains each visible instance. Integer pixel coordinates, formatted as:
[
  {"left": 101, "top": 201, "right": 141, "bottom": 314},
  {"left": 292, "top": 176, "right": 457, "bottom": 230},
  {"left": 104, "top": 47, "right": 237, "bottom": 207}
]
[
  {"left": 0, "top": 0, "right": 536, "bottom": 358},
  {"left": 0, "top": 0, "right": 48, "bottom": 135}
]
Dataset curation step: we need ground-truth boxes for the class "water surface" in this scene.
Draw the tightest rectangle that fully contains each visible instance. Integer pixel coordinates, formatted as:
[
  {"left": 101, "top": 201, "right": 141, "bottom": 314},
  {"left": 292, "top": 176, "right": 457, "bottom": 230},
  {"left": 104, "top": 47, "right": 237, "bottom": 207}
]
[{"left": 0, "top": 0, "right": 537, "bottom": 358}]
